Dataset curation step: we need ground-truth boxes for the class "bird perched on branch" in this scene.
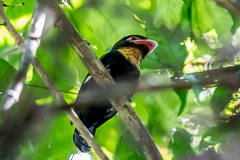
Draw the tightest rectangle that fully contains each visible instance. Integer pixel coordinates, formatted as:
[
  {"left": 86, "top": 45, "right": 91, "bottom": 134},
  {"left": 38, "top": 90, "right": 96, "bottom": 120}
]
[{"left": 73, "top": 35, "right": 158, "bottom": 152}]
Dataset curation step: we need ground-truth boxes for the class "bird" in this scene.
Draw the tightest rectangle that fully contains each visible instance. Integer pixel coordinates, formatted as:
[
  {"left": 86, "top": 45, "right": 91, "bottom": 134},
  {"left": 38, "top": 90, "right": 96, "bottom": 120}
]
[{"left": 73, "top": 35, "right": 158, "bottom": 153}]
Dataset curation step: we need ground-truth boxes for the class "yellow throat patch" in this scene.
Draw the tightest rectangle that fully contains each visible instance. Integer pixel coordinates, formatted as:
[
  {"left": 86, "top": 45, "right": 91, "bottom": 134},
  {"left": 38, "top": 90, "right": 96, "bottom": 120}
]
[{"left": 118, "top": 47, "right": 143, "bottom": 69}]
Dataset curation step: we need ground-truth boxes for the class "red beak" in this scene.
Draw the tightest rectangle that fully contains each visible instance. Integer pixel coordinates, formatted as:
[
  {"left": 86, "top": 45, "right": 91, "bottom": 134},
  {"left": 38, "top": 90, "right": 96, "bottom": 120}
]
[{"left": 131, "top": 39, "right": 158, "bottom": 56}]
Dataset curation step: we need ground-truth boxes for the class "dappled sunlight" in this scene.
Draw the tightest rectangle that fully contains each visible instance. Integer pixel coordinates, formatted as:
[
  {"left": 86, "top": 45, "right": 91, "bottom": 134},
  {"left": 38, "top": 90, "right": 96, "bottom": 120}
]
[
  {"left": 0, "top": 27, "right": 15, "bottom": 46},
  {"left": 1, "top": 0, "right": 240, "bottom": 159},
  {"left": 10, "top": 13, "right": 32, "bottom": 31}
]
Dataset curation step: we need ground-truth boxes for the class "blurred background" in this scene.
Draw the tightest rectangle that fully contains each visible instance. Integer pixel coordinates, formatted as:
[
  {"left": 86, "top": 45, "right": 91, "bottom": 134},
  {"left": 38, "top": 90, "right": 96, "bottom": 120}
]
[{"left": 1, "top": 0, "right": 240, "bottom": 159}]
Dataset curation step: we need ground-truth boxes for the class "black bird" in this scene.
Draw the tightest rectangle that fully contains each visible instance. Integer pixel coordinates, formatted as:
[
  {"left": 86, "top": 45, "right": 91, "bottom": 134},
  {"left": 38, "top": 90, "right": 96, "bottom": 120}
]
[{"left": 73, "top": 35, "right": 158, "bottom": 152}]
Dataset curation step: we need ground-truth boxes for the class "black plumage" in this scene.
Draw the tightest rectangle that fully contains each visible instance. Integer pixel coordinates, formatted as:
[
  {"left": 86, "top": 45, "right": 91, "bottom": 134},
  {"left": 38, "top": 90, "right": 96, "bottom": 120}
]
[{"left": 73, "top": 35, "right": 158, "bottom": 152}]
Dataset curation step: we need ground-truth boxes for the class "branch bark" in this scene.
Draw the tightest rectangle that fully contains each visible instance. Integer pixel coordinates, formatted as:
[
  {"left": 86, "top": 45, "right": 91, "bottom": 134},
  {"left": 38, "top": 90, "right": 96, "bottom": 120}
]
[
  {"left": 0, "top": 1, "right": 24, "bottom": 45},
  {"left": 45, "top": 0, "right": 163, "bottom": 159},
  {"left": 214, "top": 0, "right": 240, "bottom": 16}
]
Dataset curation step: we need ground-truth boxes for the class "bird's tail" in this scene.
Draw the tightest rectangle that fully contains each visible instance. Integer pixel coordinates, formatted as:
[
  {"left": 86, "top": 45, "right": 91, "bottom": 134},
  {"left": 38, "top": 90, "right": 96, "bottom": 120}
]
[{"left": 73, "top": 129, "right": 91, "bottom": 153}]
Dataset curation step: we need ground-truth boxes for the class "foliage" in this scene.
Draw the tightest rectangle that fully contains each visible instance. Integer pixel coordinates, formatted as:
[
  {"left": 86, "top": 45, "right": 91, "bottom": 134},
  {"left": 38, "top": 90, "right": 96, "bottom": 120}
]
[{"left": 1, "top": 0, "right": 240, "bottom": 159}]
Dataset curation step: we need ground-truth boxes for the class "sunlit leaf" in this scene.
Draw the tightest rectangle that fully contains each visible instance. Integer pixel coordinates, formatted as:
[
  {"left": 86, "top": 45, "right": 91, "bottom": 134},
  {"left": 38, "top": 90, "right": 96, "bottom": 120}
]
[
  {"left": 191, "top": 0, "right": 213, "bottom": 38},
  {"left": 153, "top": 0, "right": 183, "bottom": 28},
  {"left": 70, "top": 0, "right": 84, "bottom": 9},
  {"left": 211, "top": 87, "right": 233, "bottom": 116},
  {"left": 1, "top": 0, "right": 239, "bottom": 159},
  {"left": 5, "top": 0, "right": 35, "bottom": 30},
  {"left": 191, "top": 0, "right": 233, "bottom": 45}
]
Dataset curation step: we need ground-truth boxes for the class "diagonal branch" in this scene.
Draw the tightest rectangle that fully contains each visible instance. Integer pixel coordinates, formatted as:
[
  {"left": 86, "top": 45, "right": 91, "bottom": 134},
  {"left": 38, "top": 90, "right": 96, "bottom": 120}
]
[
  {"left": 0, "top": 1, "right": 24, "bottom": 45},
  {"left": 33, "top": 57, "right": 109, "bottom": 160},
  {"left": 45, "top": 0, "right": 163, "bottom": 159}
]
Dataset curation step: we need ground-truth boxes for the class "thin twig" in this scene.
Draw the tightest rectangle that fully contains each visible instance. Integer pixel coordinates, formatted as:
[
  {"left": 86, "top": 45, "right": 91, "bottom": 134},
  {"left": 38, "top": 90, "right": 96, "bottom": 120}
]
[
  {"left": 0, "top": 81, "right": 78, "bottom": 95},
  {"left": 2, "top": 2, "right": 25, "bottom": 8},
  {"left": 25, "top": 83, "right": 78, "bottom": 95}
]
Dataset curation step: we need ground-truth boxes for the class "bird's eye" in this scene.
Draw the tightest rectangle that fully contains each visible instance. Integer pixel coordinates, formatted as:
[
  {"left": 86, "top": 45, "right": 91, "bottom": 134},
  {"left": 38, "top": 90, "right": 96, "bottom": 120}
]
[
  {"left": 127, "top": 36, "right": 139, "bottom": 41},
  {"left": 131, "top": 37, "right": 137, "bottom": 40}
]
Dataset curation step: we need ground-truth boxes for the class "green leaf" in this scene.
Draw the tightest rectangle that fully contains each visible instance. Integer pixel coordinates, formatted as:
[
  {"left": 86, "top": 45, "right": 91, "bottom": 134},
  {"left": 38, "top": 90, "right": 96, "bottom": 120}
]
[
  {"left": 153, "top": 0, "right": 183, "bottom": 29},
  {"left": 34, "top": 114, "right": 76, "bottom": 160},
  {"left": 175, "top": 90, "right": 188, "bottom": 116},
  {"left": 170, "top": 128, "right": 194, "bottom": 159},
  {"left": 191, "top": 0, "right": 233, "bottom": 45},
  {"left": 231, "top": 16, "right": 240, "bottom": 34},
  {"left": 115, "top": 130, "right": 145, "bottom": 160},
  {"left": 0, "top": 58, "right": 16, "bottom": 81},
  {"left": 180, "top": 0, "right": 192, "bottom": 35},
  {"left": 134, "top": 75, "right": 181, "bottom": 144},
  {"left": 193, "top": 37, "right": 216, "bottom": 57},
  {"left": 58, "top": 0, "right": 74, "bottom": 8},
  {"left": 30, "top": 31, "right": 78, "bottom": 100},
  {"left": 67, "top": 4, "right": 145, "bottom": 58},
  {"left": 199, "top": 124, "right": 231, "bottom": 152},
  {"left": 191, "top": 0, "right": 213, "bottom": 38},
  {"left": 143, "top": 23, "right": 188, "bottom": 71},
  {"left": 0, "top": 58, "right": 16, "bottom": 102},
  {"left": 5, "top": 0, "right": 35, "bottom": 31},
  {"left": 96, "top": 116, "right": 121, "bottom": 153},
  {"left": 210, "top": 87, "right": 233, "bottom": 116},
  {"left": 208, "top": 1, "right": 233, "bottom": 44}
]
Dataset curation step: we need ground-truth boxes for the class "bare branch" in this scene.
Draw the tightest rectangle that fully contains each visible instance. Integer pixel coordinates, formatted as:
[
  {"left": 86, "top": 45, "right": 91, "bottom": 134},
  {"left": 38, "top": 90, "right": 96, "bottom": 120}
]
[
  {"left": 2, "top": 2, "right": 25, "bottom": 8},
  {"left": 45, "top": 1, "right": 163, "bottom": 159},
  {"left": 214, "top": 0, "right": 240, "bottom": 16},
  {"left": 1, "top": 2, "right": 46, "bottom": 110},
  {"left": 0, "top": 1, "right": 24, "bottom": 45},
  {"left": 32, "top": 58, "right": 66, "bottom": 104}
]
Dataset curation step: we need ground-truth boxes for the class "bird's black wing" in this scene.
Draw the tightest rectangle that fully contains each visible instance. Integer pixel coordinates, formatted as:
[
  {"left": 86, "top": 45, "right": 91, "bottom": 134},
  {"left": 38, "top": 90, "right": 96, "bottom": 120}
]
[{"left": 73, "top": 51, "right": 140, "bottom": 152}]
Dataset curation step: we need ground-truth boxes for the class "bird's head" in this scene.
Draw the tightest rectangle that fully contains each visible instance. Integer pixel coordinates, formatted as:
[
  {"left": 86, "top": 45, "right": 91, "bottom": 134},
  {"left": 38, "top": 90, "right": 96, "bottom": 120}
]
[{"left": 111, "top": 35, "right": 158, "bottom": 68}]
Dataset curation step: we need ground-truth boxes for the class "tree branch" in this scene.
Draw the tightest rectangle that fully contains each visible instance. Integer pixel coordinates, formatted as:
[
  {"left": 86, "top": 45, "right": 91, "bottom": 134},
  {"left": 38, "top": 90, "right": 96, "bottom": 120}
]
[
  {"left": 45, "top": 0, "right": 163, "bottom": 159},
  {"left": 53, "top": 64, "right": 238, "bottom": 113},
  {"left": 0, "top": 1, "right": 24, "bottom": 45},
  {"left": 1, "top": 1, "right": 46, "bottom": 110},
  {"left": 214, "top": 0, "right": 240, "bottom": 16}
]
